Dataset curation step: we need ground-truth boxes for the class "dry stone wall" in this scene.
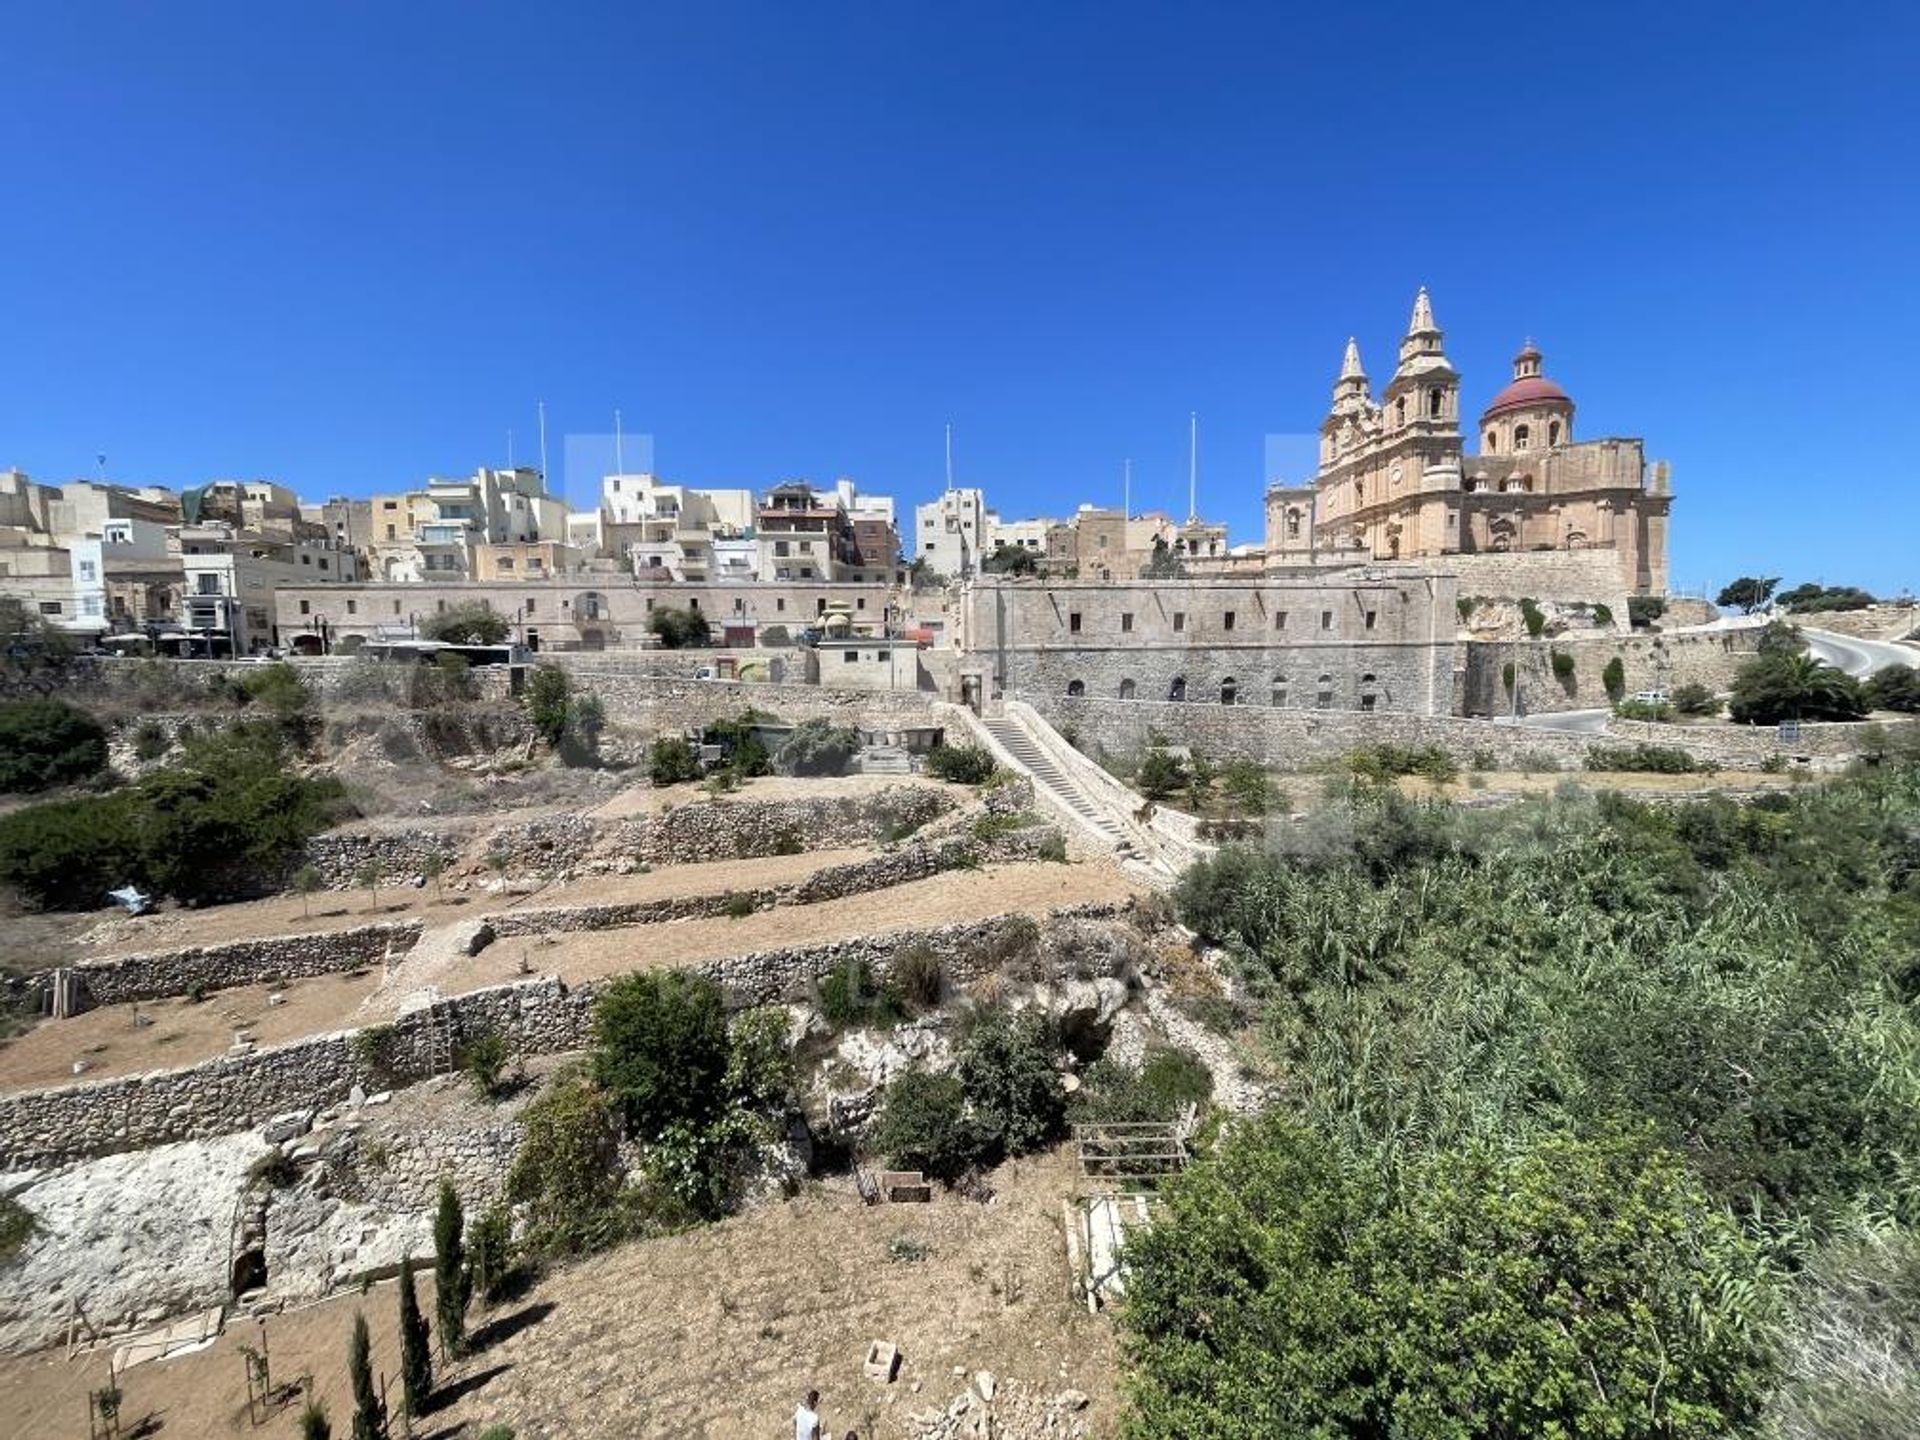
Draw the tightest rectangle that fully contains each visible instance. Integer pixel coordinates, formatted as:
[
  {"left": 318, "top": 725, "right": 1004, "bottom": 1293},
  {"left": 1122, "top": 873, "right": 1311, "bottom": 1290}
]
[{"left": 73, "top": 922, "right": 423, "bottom": 1007}]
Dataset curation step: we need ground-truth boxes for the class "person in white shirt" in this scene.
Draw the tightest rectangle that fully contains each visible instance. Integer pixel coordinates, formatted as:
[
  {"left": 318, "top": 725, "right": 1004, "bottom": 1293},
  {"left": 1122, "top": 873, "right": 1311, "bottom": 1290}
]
[{"left": 794, "top": 1388, "right": 822, "bottom": 1440}]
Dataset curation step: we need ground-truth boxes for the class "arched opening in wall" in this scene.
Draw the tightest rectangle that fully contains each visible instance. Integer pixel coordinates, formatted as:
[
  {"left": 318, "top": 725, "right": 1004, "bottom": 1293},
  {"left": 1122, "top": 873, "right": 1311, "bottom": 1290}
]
[
  {"left": 1395, "top": 396, "right": 1407, "bottom": 425},
  {"left": 1168, "top": 676, "right": 1187, "bottom": 702},
  {"left": 1271, "top": 677, "right": 1288, "bottom": 707},
  {"left": 1428, "top": 387, "right": 1444, "bottom": 417},
  {"left": 1514, "top": 424, "right": 1531, "bottom": 450},
  {"left": 1549, "top": 420, "right": 1562, "bottom": 446},
  {"left": 1220, "top": 678, "right": 1237, "bottom": 706},
  {"left": 1565, "top": 531, "right": 1588, "bottom": 550},
  {"left": 1285, "top": 507, "right": 1303, "bottom": 539},
  {"left": 1316, "top": 673, "right": 1334, "bottom": 709},
  {"left": 1387, "top": 534, "right": 1402, "bottom": 559},
  {"left": 576, "top": 590, "right": 610, "bottom": 621},
  {"left": 1066, "top": 679, "right": 1086, "bottom": 697},
  {"left": 1485, "top": 430, "right": 1497, "bottom": 451},
  {"left": 578, "top": 627, "right": 607, "bottom": 651},
  {"left": 1118, "top": 678, "right": 1136, "bottom": 700},
  {"left": 1360, "top": 672, "right": 1379, "bottom": 712}
]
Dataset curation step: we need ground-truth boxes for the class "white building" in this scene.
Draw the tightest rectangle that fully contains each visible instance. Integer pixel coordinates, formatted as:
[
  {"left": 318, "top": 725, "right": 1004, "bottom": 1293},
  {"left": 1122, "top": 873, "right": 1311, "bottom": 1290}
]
[
  {"left": 180, "top": 527, "right": 360, "bottom": 653},
  {"left": 914, "top": 488, "right": 993, "bottom": 578},
  {"left": 601, "top": 473, "right": 756, "bottom": 580},
  {"left": 369, "top": 467, "right": 568, "bottom": 582}
]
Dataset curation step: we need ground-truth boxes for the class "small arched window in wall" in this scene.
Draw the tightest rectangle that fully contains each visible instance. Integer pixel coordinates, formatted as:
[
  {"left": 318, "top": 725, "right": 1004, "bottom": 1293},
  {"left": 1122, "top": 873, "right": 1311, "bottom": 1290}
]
[
  {"left": 1515, "top": 424, "right": 1531, "bottom": 450},
  {"left": 1285, "top": 507, "right": 1302, "bottom": 539},
  {"left": 1428, "top": 387, "right": 1444, "bottom": 417},
  {"left": 1168, "top": 676, "right": 1187, "bottom": 702},
  {"left": 1118, "top": 678, "right": 1136, "bottom": 700},
  {"left": 1316, "top": 673, "right": 1334, "bottom": 709},
  {"left": 1272, "top": 676, "right": 1288, "bottom": 707},
  {"left": 1066, "top": 679, "right": 1085, "bottom": 697},
  {"left": 1548, "top": 420, "right": 1561, "bottom": 446},
  {"left": 1485, "top": 430, "right": 1497, "bottom": 451},
  {"left": 1395, "top": 396, "right": 1407, "bottom": 425},
  {"left": 1220, "top": 677, "right": 1237, "bottom": 706}
]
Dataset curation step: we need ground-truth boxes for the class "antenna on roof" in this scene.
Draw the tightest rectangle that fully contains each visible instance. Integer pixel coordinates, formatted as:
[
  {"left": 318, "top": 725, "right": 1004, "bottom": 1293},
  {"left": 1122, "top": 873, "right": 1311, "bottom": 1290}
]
[
  {"left": 1124, "top": 458, "right": 1132, "bottom": 520},
  {"left": 1187, "top": 412, "right": 1198, "bottom": 525},
  {"left": 614, "top": 409, "right": 625, "bottom": 474},
  {"left": 537, "top": 401, "right": 549, "bottom": 484},
  {"left": 944, "top": 422, "right": 954, "bottom": 492}
]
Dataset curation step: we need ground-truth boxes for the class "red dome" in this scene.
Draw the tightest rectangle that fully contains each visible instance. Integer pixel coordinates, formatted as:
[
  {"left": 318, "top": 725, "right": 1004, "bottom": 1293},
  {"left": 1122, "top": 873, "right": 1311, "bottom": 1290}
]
[{"left": 1481, "top": 374, "right": 1571, "bottom": 419}]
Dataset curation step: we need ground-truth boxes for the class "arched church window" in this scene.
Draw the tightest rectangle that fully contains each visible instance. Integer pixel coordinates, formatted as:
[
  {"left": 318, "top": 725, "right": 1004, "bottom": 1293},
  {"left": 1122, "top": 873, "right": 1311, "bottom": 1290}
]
[
  {"left": 1168, "top": 676, "right": 1186, "bottom": 702},
  {"left": 1286, "top": 508, "right": 1302, "bottom": 539},
  {"left": 1066, "top": 679, "right": 1085, "bottom": 697},
  {"left": 1220, "top": 678, "right": 1237, "bottom": 706},
  {"left": 1118, "top": 678, "right": 1136, "bottom": 700},
  {"left": 1485, "top": 430, "right": 1497, "bottom": 451},
  {"left": 1316, "top": 673, "right": 1334, "bottom": 709},
  {"left": 1395, "top": 397, "right": 1407, "bottom": 425},
  {"left": 1515, "top": 424, "right": 1531, "bottom": 450},
  {"left": 1549, "top": 420, "right": 1561, "bottom": 446},
  {"left": 1272, "top": 676, "right": 1288, "bottom": 707},
  {"left": 1428, "top": 387, "right": 1444, "bottom": 417}
]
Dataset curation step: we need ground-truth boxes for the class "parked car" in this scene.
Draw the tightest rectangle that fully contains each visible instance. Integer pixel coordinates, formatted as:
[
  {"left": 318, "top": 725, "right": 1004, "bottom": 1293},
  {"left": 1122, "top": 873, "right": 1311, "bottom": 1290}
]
[{"left": 1630, "top": 689, "right": 1671, "bottom": 705}]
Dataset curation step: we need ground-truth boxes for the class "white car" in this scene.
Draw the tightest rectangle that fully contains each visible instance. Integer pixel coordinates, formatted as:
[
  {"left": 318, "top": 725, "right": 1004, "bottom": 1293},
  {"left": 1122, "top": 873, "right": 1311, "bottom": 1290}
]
[{"left": 1630, "top": 689, "right": 1670, "bottom": 705}]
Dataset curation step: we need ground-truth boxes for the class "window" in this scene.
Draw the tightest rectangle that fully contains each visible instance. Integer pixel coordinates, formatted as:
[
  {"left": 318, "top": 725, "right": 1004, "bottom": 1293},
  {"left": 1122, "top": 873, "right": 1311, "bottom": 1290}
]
[
  {"left": 1119, "top": 678, "right": 1136, "bottom": 700},
  {"left": 1286, "top": 508, "right": 1302, "bottom": 539},
  {"left": 1515, "top": 424, "right": 1531, "bottom": 450},
  {"left": 1486, "top": 430, "right": 1497, "bottom": 450},
  {"left": 1172, "top": 612, "right": 1186, "bottom": 633},
  {"left": 817, "top": 599, "right": 827, "bottom": 615},
  {"left": 1223, "top": 611, "right": 1235, "bottom": 632},
  {"left": 775, "top": 540, "right": 791, "bottom": 557},
  {"left": 1121, "top": 612, "right": 1134, "bottom": 633},
  {"left": 319, "top": 557, "right": 329, "bottom": 571},
  {"left": 526, "top": 599, "right": 536, "bottom": 615},
  {"left": 299, "top": 600, "right": 311, "bottom": 615},
  {"left": 1316, "top": 674, "right": 1334, "bottom": 709},
  {"left": 777, "top": 599, "right": 786, "bottom": 613},
  {"left": 347, "top": 600, "right": 357, "bottom": 615},
  {"left": 1549, "top": 420, "right": 1561, "bottom": 446},
  {"left": 1169, "top": 676, "right": 1187, "bottom": 702},
  {"left": 843, "top": 650, "right": 857, "bottom": 663},
  {"left": 1069, "top": 612, "right": 1082, "bottom": 634},
  {"left": 1365, "top": 609, "right": 1377, "bottom": 630},
  {"left": 1360, "top": 694, "right": 1377, "bottom": 712},
  {"left": 498, "top": 558, "right": 515, "bottom": 571},
  {"left": 1428, "top": 386, "right": 1444, "bottom": 417},
  {"left": 1067, "top": 679, "right": 1085, "bottom": 697},
  {"left": 1395, "top": 396, "right": 1407, "bottom": 425},
  {"left": 1275, "top": 611, "right": 1288, "bottom": 631},
  {"left": 386, "top": 525, "right": 397, "bottom": 540},
  {"left": 300, "top": 553, "right": 311, "bottom": 565},
  {"left": 1272, "top": 677, "right": 1288, "bottom": 707},
  {"left": 1321, "top": 610, "right": 1333, "bottom": 631},
  {"left": 392, "top": 600, "right": 401, "bottom": 614},
  {"left": 78, "top": 561, "right": 96, "bottom": 580},
  {"left": 1220, "top": 678, "right": 1237, "bottom": 705},
  {"left": 39, "top": 601, "right": 61, "bottom": 615}
]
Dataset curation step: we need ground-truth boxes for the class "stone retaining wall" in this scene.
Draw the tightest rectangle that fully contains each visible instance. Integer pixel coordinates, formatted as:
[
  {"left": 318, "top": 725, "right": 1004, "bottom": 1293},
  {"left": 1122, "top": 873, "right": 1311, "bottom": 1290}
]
[
  {"left": 324, "top": 1123, "right": 522, "bottom": 1213},
  {"left": 0, "top": 904, "right": 1124, "bottom": 1167},
  {"left": 74, "top": 922, "right": 424, "bottom": 1007},
  {"left": 1459, "top": 628, "right": 1761, "bottom": 716}
]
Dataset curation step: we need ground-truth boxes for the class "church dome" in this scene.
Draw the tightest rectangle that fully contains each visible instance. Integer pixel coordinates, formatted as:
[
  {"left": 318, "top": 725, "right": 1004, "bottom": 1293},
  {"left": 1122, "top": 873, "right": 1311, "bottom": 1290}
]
[{"left": 1481, "top": 339, "right": 1572, "bottom": 420}]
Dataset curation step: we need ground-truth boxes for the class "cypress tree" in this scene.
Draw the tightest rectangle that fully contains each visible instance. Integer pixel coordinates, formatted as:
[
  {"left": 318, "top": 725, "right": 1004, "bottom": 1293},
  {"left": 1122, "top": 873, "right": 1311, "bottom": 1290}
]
[
  {"left": 397, "top": 1256, "right": 433, "bottom": 1420},
  {"left": 347, "top": 1311, "right": 382, "bottom": 1440},
  {"left": 433, "top": 1180, "right": 468, "bottom": 1359}
]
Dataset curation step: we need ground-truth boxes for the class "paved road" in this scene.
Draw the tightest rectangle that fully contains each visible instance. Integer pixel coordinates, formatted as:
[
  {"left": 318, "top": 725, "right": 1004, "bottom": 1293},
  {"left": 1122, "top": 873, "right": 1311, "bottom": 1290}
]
[
  {"left": 1491, "top": 708, "right": 1612, "bottom": 734},
  {"left": 1804, "top": 627, "right": 1920, "bottom": 678}
]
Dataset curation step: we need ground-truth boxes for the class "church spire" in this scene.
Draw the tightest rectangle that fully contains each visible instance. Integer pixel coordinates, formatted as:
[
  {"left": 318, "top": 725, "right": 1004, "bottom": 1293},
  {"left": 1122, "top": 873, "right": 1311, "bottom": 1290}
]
[
  {"left": 1339, "top": 336, "right": 1366, "bottom": 381},
  {"left": 1408, "top": 286, "right": 1437, "bottom": 336}
]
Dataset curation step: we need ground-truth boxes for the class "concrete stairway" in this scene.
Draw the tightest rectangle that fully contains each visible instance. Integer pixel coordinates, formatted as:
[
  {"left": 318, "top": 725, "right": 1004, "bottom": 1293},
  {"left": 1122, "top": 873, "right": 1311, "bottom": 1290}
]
[{"left": 981, "top": 715, "right": 1133, "bottom": 854}]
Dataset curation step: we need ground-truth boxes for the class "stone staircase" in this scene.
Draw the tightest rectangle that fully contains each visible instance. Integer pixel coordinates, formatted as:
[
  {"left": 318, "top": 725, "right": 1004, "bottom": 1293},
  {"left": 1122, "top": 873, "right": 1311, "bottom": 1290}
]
[{"left": 980, "top": 715, "right": 1135, "bottom": 856}]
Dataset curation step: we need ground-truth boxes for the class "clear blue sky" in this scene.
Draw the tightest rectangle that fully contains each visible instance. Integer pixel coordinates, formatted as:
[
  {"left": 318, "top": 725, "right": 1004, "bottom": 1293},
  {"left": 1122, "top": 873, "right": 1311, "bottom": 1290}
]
[{"left": 2, "top": 3, "right": 1914, "bottom": 597}]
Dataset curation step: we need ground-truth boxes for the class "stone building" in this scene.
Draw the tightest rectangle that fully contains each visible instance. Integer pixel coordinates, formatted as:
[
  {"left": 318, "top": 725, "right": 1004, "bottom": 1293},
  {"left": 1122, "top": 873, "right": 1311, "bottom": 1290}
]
[
  {"left": 1264, "top": 291, "right": 1671, "bottom": 596},
  {"left": 958, "top": 569, "right": 1458, "bottom": 717}
]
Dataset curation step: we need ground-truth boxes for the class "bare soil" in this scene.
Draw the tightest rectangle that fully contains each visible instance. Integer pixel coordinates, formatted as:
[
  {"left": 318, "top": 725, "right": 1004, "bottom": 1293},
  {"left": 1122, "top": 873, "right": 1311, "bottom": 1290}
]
[
  {"left": 0, "top": 971, "right": 381, "bottom": 1093},
  {"left": 0, "top": 1149, "right": 1119, "bottom": 1439},
  {"left": 1395, "top": 768, "right": 1803, "bottom": 800},
  {"left": 589, "top": 771, "right": 973, "bottom": 820}
]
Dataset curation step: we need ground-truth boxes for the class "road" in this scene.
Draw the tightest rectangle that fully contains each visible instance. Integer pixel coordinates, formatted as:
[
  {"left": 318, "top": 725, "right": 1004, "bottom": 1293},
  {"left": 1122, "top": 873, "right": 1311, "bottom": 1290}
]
[
  {"left": 1804, "top": 627, "right": 1920, "bottom": 678},
  {"left": 1492, "top": 708, "right": 1611, "bottom": 734}
]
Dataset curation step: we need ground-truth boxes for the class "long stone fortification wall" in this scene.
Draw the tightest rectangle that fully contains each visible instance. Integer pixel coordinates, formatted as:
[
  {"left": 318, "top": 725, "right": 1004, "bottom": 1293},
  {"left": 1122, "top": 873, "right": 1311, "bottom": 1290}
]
[
  {"left": 1409, "top": 548, "right": 1634, "bottom": 612},
  {"left": 0, "top": 902, "right": 1126, "bottom": 1167},
  {"left": 1459, "top": 628, "right": 1762, "bottom": 716}
]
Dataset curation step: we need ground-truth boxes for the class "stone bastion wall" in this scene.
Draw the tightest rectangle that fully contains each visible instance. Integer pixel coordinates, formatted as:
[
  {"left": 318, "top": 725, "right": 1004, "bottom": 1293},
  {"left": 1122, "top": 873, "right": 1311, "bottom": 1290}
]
[
  {"left": 0, "top": 902, "right": 1125, "bottom": 1167},
  {"left": 1458, "top": 628, "right": 1762, "bottom": 716}
]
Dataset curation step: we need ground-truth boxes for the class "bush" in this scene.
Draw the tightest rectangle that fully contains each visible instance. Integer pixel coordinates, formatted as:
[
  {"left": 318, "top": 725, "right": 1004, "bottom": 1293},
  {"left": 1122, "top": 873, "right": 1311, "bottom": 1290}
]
[
  {"left": 648, "top": 607, "right": 712, "bottom": 649},
  {"left": 1673, "top": 681, "right": 1720, "bottom": 716},
  {"left": 724, "top": 1007, "right": 795, "bottom": 1113},
  {"left": 925, "top": 742, "right": 996, "bottom": 785},
  {"left": 1344, "top": 744, "right": 1457, "bottom": 785},
  {"left": 0, "top": 700, "right": 109, "bottom": 793},
  {"left": 1592, "top": 602, "right": 1615, "bottom": 628},
  {"left": 131, "top": 720, "right": 169, "bottom": 761},
  {"left": 593, "top": 973, "right": 730, "bottom": 1142},
  {"left": 1584, "top": 743, "right": 1702, "bottom": 774},
  {"left": 0, "top": 1194, "right": 37, "bottom": 1261},
  {"left": 818, "top": 957, "right": 906, "bottom": 1028},
  {"left": 957, "top": 1008, "right": 1064, "bottom": 1160},
  {"left": 1729, "top": 652, "right": 1867, "bottom": 725},
  {"left": 1074, "top": 1049, "right": 1214, "bottom": 1125},
  {"left": 1601, "top": 655, "right": 1626, "bottom": 702},
  {"left": 467, "top": 1205, "right": 516, "bottom": 1304},
  {"left": 458, "top": 1030, "right": 513, "bottom": 1099},
  {"left": 1866, "top": 664, "right": 1920, "bottom": 714},
  {"left": 775, "top": 718, "right": 860, "bottom": 777},
  {"left": 648, "top": 735, "right": 701, "bottom": 786},
  {"left": 1613, "top": 699, "right": 1674, "bottom": 722},
  {"left": 1519, "top": 596, "right": 1547, "bottom": 638},
  {"left": 758, "top": 624, "right": 791, "bottom": 646},
  {"left": 870, "top": 1072, "right": 980, "bottom": 1182},
  {"left": 1136, "top": 747, "right": 1187, "bottom": 800},
  {"left": 892, "top": 943, "right": 945, "bottom": 1008},
  {"left": 420, "top": 603, "right": 510, "bottom": 645},
  {"left": 1549, "top": 649, "right": 1577, "bottom": 689},
  {"left": 506, "top": 1073, "right": 625, "bottom": 1256},
  {"left": 524, "top": 664, "right": 573, "bottom": 746},
  {"left": 1629, "top": 594, "right": 1666, "bottom": 629},
  {"left": 1778, "top": 582, "right": 1877, "bottom": 613}
]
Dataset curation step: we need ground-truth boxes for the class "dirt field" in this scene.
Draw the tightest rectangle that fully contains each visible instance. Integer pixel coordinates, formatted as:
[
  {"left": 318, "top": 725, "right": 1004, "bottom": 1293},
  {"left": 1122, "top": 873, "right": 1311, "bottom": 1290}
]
[
  {"left": 73, "top": 848, "right": 876, "bottom": 959},
  {"left": 1395, "top": 768, "right": 1803, "bottom": 801},
  {"left": 0, "top": 970, "right": 382, "bottom": 1093},
  {"left": 0, "top": 1149, "right": 1120, "bottom": 1439}
]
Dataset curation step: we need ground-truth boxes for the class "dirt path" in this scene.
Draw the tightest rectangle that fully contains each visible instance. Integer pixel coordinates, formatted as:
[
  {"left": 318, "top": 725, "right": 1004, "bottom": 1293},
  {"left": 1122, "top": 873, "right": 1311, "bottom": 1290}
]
[{"left": 0, "top": 1149, "right": 1118, "bottom": 1439}]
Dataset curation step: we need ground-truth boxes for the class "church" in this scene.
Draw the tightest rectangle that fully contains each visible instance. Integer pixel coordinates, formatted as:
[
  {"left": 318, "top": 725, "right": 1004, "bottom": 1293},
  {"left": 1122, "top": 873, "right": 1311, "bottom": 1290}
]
[{"left": 1264, "top": 291, "right": 1671, "bottom": 596}]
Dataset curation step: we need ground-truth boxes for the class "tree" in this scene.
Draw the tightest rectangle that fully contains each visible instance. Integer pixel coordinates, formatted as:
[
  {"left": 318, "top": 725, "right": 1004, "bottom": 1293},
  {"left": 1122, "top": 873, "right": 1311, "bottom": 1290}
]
[
  {"left": 1672, "top": 681, "right": 1720, "bottom": 717},
  {"left": 293, "top": 865, "right": 324, "bottom": 919},
  {"left": 925, "top": 743, "right": 995, "bottom": 785},
  {"left": 1758, "top": 619, "right": 1808, "bottom": 656},
  {"left": 0, "top": 596, "right": 77, "bottom": 686},
  {"left": 506, "top": 1073, "right": 624, "bottom": 1256},
  {"left": 1778, "top": 581, "right": 1877, "bottom": 613},
  {"left": 467, "top": 1205, "right": 516, "bottom": 1304},
  {"left": 1865, "top": 664, "right": 1920, "bottom": 713},
  {"left": 870, "top": 1071, "right": 980, "bottom": 1181},
  {"left": 648, "top": 607, "right": 711, "bottom": 649},
  {"left": 774, "top": 718, "right": 860, "bottom": 776},
  {"left": 396, "top": 1256, "right": 433, "bottom": 1421},
  {"left": 592, "top": 973, "right": 730, "bottom": 1142},
  {"left": 347, "top": 1311, "right": 383, "bottom": 1440},
  {"left": 1716, "top": 575, "right": 1780, "bottom": 613},
  {"left": 957, "top": 1008, "right": 1063, "bottom": 1159},
  {"left": 1729, "top": 652, "right": 1867, "bottom": 724},
  {"left": 300, "top": 1400, "right": 333, "bottom": 1440},
  {"left": 419, "top": 603, "right": 509, "bottom": 645},
  {"left": 1136, "top": 747, "right": 1187, "bottom": 800},
  {"left": 647, "top": 735, "right": 701, "bottom": 785},
  {"left": 433, "top": 1181, "right": 468, "bottom": 1360},
  {"left": 981, "top": 542, "right": 1037, "bottom": 576},
  {"left": 1142, "top": 537, "right": 1187, "bottom": 579},
  {"left": 523, "top": 664, "right": 573, "bottom": 746},
  {"left": 0, "top": 700, "right": 108, "bottom": 793},
  {"left": 1628, "top": 595, "right": 1666, "bottom": 629},
  {"left": 1601, "top": 656, "right": 1626, "bottom": 703},
  {"left": 358, "top": 858, "right": 385, "bottom": 912}
]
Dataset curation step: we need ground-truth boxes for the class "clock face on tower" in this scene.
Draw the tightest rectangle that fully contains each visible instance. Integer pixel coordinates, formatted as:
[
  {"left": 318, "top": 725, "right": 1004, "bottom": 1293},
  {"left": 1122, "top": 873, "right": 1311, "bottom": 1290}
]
[{"left": 1390, "top": 463, "right": 1404, "bottom": 489}]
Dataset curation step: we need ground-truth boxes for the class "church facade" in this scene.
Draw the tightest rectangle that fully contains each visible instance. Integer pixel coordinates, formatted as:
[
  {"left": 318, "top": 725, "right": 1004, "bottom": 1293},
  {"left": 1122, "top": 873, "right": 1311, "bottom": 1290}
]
[{"left": 1264, "top": 291, "right": 1670, "bottom": 596}]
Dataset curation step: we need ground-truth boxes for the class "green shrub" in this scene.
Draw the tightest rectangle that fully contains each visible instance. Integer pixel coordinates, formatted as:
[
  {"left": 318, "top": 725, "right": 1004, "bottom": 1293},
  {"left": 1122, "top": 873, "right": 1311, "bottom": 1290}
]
[
  {"left": 524, "top": 664, "right": 573, "bottom": 746},
  {"left": 1519, "top": 596, "right": 1547, "bottom": 638},
  {"left": 458, "top": 1030, "right": 513, "bottom": 1098},
  {"left": 1344, "top": 744, "right": 1457, "bottom": 785},
  {"left": 1729, "top": 652, "right": 1866, "bottom": 724},
  {"left": 724, "top": 1007, "right": 796, "bottom": 1113},
  {"left": 1866, "top": 664, "right": 1920, "bottom": 714},
  {"left": 1672, "top": 681, "right": 1720, "bottom": 717},
  {"left": 131, "top": 720, "right": 169, "bottom": 761},
  {"left": 299, "top": 1399, "right": 332, "bottom": 1440},
  {"left": 1592, "top": 602, "right": 1615, "bottom": 628},
  {"left": 1614, "top": 699, "right": 1675, "bottom": 722},
  {"left": 957, "top": 1008, "right": 1063, "bottom": 1160},
  {"left": 592, "top": 973, "right": 729, "bottom": 1142},
  {"left": 396, "top": 1256, "right": 432, "bottom": 1419},
  {"left": 818, "top": 957, "right": 906, "bottom": 1028},
  {"left": 647, "top": 735, "right": 701, "bottom": 786},
  {"left": 0, "top": 1194, "right": 38, "bottom": 1261},
  {"left": 1501, "top": 661, "right": 1516, "bottom": 694},
  {"left": 1550, "top": 649, "right": 1577, "bottom": 689},
  {"left": 419, "top": 603, "right": 509, "bottom": 645},
  {"left": 775, "top": 718, "right": 860, "bottom": 777},
  {"left": 1074, "top": 1049, "right": 1213, "bottom": 1125},
  {"left": 971, "top": 811, "right": 1037, "bottom": 841},
  {"left": 722, "top": 891, "right": 756, "bottom": 919},
  {"left": 648, "top": 606, "right": 711, "bottom": 649},
  {"left": 925, "top": 742, "right": 996, "bottom": 785},
  {"left": 433, "top": 1180, "right": 468, "bottom": 1358},
  {"left": 467, "top": 1204, "right": 517, "bottom": 1304},
  {"left": 505, "top": 1073, "right": 625, "bottom": 1256},
  {"left": 1136, "top": 747, "right": 1187, "bottom": 800},
  {"left": 1628, "top": 594, "right": 1666, "bottom": 628},
  {"left": 870, "top": 1071, "right": 980, "bottom": 1182},
  {"left": 1584, "top": 743, "right": 1702, "bottom": 774},
  {"left": 1601, "top": 656, "right": 1626, "bottom": 702},
  {"left": 891, "top": 943, "right": 945, "bottom": 1008},
  {"left": 0, "top": 700, "right": 109, "bottom": 793}
]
